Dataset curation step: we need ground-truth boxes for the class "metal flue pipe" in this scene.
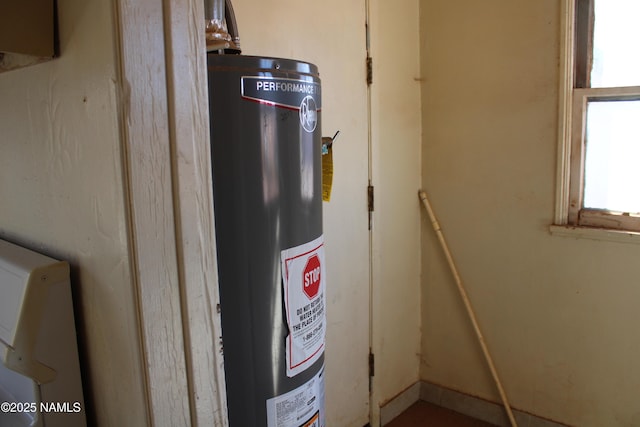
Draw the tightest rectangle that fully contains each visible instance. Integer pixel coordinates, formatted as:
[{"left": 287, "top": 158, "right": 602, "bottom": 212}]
[{"left": 204, "top": 0, "right": 232, "bottom": 51}]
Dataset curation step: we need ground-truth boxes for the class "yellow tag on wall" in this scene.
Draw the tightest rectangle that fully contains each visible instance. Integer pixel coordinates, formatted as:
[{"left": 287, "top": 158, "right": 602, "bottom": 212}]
[{"left": 322, "top": 145, "right": 333, "bottom": 202}]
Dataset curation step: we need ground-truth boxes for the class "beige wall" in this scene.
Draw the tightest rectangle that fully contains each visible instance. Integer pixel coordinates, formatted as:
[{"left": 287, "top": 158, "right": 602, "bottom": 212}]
[
  {"left": 0, "top": 0, "right": 146, "bottom": 425},
  {"left": 420, "top": 1, "right": 640, "bottom": 426}
]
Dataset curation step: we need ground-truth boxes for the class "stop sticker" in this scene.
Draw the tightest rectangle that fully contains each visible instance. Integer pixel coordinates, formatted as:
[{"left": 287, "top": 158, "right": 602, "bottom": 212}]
[
  {"left": 281, "top": 236, "right": 326, "bottom": 377},
  {"left": 303, "top": 254, "right": 321, "bottom": 299}
]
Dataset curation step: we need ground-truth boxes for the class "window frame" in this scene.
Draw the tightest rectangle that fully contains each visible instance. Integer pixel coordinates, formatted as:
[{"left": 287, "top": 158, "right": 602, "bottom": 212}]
[{"left": 555, "top": 0, "right": 640, "bottom": 236}]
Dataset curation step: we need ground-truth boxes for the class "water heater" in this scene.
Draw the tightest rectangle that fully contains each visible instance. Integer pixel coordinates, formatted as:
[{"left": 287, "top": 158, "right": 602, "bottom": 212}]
[{"left": 208, "top": 54, "right": 326, "bottom": 427}]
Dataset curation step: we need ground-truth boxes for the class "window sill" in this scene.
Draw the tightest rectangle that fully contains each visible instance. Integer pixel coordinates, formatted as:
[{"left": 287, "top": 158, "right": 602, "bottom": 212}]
[{"left": 550, "top": 224, "right": 640, "bottom": 244}]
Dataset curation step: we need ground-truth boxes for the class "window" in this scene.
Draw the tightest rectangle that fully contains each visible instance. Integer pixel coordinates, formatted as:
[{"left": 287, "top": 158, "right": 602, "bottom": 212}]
[{"left": 556, "top": 0, "right": 640, "bottom": 234}]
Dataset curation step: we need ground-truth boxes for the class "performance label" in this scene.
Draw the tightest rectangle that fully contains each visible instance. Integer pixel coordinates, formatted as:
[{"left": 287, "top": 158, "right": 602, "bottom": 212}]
[
  {"left": 241, "top": 77, "right": 321, "bottom": 133},
  {"left": 241, "top": 77, "right": 321, "bottom": 110},
  {"left": 281, "top": 236, "right": 326, "bottom": 377},
  {"left": 266, "top": 366, "right": 325, "bottom": 427}
]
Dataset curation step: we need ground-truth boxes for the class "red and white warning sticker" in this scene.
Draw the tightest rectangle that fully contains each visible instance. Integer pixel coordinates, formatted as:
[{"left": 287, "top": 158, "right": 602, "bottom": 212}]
[{"left": 281, "top": 235, "right": 326, "bottom": 377}]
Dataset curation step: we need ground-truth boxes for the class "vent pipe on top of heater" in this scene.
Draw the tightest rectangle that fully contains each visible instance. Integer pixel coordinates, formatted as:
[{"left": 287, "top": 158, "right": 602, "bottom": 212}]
[{"left": 205, "top": 0, "right": 241, "bottom": 53}]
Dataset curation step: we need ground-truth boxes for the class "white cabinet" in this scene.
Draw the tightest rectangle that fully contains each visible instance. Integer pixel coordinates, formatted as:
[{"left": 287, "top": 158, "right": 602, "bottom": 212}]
[{"left": 0, "top": 239, "right": 85, "bottom": 427}]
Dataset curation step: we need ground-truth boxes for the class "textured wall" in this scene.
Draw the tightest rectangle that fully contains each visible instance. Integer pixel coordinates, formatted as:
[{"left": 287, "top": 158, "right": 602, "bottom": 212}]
[
  {"left": 0, "top": 0, "right": 147, "bottom": 425},
  {"left": 420, "top": 1, "right": 640, "bottom": 426}
]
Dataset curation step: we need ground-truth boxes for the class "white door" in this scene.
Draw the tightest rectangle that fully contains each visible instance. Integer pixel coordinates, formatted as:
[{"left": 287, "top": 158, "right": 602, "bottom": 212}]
[
  {"left": 233, "top": 1, "right": 372, "bottom": 425},
  {"left": 368, "top": 0, "right": 423, "bottom": 426}
]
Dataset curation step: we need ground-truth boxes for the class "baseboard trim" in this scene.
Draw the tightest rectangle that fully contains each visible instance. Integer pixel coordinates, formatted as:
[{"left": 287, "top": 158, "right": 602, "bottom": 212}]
[
  {"left": 380, "top": 381, "right": 568, "bottom": 427},
  {"left": 379, "top": 382, "right": 421, "bottom": 426}
]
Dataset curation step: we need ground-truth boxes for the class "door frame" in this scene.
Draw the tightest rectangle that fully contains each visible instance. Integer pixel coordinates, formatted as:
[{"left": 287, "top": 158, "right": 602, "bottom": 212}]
[{"left": 115, "top": 0, "right": 228, "bottom": 425}]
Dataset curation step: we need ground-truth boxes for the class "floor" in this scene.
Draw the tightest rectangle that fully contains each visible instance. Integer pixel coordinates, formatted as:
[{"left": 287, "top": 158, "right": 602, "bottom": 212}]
[{"left": 386, "top": 401, "right": 498, "bottom": 427}]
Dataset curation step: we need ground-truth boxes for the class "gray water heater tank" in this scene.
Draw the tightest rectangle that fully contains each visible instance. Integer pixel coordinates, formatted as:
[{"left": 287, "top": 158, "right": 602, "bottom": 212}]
[{"left": 208, "top": 54, "right": 326, "bottom": 427}]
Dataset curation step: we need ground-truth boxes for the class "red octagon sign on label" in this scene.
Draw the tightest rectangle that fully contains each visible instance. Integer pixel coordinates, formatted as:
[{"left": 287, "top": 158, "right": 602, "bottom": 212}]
[{"left": 302, "top": 254, "right": 321, "bottom": 299}]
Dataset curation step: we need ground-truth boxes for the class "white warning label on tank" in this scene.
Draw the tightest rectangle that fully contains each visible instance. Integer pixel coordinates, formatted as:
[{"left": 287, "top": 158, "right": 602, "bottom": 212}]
[
  {"left": 281, "top": 235, "right": 326, "bottom": 377},
  {"left": 266, "top": 365, "right": 325, "bottom": 427}
]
